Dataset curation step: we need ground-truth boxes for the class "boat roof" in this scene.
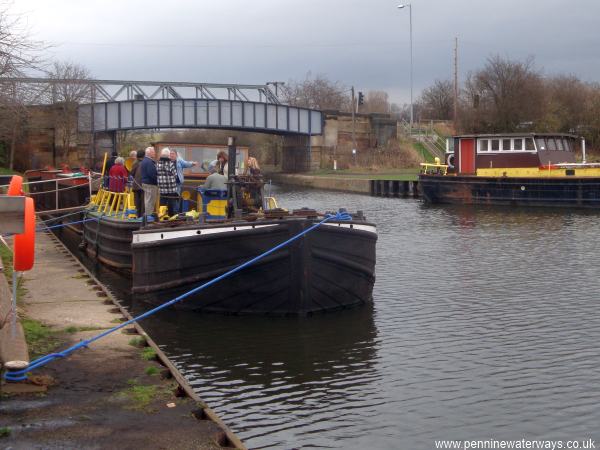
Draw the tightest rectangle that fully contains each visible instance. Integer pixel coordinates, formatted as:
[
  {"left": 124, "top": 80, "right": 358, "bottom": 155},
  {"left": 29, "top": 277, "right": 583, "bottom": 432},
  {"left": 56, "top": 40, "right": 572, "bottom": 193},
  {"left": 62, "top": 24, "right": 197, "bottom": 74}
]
[{"left": 453, "top": 133, "right": 579, "bottom": 139}]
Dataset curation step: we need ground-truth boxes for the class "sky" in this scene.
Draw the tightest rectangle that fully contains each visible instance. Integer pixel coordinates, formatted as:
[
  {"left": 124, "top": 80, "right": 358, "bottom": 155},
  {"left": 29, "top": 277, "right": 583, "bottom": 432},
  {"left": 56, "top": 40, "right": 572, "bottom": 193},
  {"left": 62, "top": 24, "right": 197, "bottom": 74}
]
[{"left": 10, "top": 0, "right": 600, "bottom": 105}]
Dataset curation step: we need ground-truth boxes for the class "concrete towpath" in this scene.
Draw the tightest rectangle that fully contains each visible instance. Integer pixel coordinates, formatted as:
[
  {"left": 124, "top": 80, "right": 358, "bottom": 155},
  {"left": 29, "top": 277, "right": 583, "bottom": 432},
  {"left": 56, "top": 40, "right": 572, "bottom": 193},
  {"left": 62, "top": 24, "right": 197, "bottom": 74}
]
[{"left": 0, "top": 230, "right": 242, "bottom": 449}]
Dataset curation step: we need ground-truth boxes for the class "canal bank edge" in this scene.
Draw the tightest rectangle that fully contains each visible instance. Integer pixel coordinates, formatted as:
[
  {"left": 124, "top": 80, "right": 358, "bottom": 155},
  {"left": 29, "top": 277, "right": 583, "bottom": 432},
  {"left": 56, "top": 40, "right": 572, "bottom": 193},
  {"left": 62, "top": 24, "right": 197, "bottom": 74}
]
[
  {"left": 267, "top": 172, "right": 420, "bottom": 197},
  {"left": 0, "top": 230, "right": 246, "bottom": 450}
]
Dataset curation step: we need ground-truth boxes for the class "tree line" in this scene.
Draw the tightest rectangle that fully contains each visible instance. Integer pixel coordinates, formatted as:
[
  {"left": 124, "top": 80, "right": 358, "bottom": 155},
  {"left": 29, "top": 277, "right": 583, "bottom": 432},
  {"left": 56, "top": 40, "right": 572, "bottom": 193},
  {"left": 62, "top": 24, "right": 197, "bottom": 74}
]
[
  {"left": 418, "top": 55, "right": 600, "bottom": 148},
  {"left": 0, "top": 6, "right": 91, "bottom": 170}
]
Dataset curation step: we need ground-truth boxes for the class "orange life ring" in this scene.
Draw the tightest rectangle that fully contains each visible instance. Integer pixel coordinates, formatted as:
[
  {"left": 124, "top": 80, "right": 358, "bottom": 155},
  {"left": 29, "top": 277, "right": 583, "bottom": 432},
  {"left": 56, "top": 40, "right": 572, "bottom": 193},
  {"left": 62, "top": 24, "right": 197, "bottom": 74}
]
[
  {"left": 13, "top": 197, "right": 35, "bottom": 271},
  {"left": 7, "top": 175, "right": 23, "bottom": 196}
]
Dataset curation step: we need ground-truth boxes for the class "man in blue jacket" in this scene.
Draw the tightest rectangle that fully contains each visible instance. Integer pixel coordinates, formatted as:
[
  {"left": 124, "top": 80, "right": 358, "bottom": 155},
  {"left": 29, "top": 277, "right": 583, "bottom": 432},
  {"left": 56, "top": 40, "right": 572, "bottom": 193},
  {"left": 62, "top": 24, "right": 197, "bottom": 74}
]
[
  {"left": 140, "top": 146, "right": 158, "bottom": 219},
  {"left": 169, "top": 148, "right": 198, "bottom": 212}
]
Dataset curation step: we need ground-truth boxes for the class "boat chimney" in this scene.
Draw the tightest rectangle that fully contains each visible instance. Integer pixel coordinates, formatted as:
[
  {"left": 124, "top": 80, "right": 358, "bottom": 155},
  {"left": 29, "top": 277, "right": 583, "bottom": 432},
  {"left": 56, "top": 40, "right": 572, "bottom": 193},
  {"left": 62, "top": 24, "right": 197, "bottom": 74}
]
[
  {"left": 227, "top": 136, "right": 237, "bottom": 179},
  {"left": 581, "top": 137, "right": 587, "bottom": 164}
]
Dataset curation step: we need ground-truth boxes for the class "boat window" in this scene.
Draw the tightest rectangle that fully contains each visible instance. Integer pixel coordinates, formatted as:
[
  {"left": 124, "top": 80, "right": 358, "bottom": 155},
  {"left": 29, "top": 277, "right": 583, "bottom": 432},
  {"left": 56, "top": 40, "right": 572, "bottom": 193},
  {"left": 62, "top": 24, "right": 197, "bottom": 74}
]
[
  {"left": 547, "top": 138, "right": 557, "bottom": 151},
  {"left": 535, "top": 138, "right": 546, "bottom": 151},
  {"left": 502, "top": 139, "right": 511, "bottom": 151},
  {"left": 563, "top": 139, "right": 572, "bottom": 152},
  {"left": 526, "top": 138, "right": 535, "bottom": 150},
  {"left": 491, "top": 139, "right": 500, "bottom": 151},
  {"left": 556, "top": 138, "right": 564, "bottom": 151},
  {"left": 513, "top": 139, "right": 523, "bottom": 150},
  {"left": 479, "top": 139, "right": 489, "bottom": 151}
]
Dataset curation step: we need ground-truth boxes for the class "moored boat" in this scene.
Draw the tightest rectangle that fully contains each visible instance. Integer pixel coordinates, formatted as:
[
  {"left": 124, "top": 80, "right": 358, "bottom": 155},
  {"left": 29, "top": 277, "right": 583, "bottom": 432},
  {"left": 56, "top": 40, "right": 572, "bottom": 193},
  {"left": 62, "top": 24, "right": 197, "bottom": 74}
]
[
  {"left": 131, "top": 211, "right": 377, "bottom": 315},
  {"left": 27, "top": 142, "right": 378, "bottom": 316},
  {"left": 419, "top": 133, "right": 600, "bottom": 207}
]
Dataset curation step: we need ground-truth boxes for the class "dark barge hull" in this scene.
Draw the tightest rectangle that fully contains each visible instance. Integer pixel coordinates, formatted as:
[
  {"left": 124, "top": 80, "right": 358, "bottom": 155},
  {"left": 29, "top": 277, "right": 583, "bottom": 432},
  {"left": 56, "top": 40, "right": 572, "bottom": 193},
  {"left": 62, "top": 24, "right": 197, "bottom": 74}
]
[
  {"left": 419, "top": 175, "right": 600, "bottom": 208},
  {"left": 82, "top": 212, "right": 142, "bottom": 271},
  {"left": 131, "top": 218, "right": 377, "bottom": 315}
]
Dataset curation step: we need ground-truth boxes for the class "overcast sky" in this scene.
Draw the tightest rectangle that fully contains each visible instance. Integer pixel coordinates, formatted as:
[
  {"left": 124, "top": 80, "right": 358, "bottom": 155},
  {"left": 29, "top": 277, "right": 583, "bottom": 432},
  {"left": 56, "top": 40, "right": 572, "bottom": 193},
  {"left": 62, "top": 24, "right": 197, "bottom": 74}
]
[{"left": 11, "top": 0, "right": 600, "bottom": 104}]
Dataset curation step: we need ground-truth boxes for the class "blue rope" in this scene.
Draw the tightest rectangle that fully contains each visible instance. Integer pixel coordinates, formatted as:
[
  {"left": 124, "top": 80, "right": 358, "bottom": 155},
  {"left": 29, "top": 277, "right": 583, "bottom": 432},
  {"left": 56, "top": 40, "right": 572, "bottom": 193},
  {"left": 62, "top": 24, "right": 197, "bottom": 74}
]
[
  {"left": 3, "top": 211, "right": 352, "bottom": 381},
  {"left": 0, "top": 217, "right": 100, "bottom": 238}
]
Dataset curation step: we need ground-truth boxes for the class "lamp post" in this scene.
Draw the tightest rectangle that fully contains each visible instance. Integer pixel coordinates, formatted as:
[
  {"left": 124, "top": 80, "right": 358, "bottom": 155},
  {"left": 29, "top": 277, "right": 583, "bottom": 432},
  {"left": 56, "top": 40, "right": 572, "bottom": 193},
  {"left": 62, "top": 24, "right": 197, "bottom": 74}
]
[{"left": 397, "top": 4, "right": 413, "bottom": 132}]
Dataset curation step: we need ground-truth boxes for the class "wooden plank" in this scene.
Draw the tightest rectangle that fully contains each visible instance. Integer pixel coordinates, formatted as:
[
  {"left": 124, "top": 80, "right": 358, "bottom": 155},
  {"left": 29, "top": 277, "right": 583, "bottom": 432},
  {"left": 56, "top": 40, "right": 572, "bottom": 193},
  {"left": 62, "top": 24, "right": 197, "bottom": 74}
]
[{"left": 0, "top": 196, "right": 25, "bottom": 234}]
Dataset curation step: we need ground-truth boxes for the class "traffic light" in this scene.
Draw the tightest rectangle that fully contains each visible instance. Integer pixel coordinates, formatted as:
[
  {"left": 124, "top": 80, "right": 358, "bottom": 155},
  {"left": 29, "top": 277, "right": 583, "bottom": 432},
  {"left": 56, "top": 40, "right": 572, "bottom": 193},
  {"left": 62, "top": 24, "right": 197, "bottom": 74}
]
[{"left": 358, "top": 91, "right": 364, "bottom": 106}]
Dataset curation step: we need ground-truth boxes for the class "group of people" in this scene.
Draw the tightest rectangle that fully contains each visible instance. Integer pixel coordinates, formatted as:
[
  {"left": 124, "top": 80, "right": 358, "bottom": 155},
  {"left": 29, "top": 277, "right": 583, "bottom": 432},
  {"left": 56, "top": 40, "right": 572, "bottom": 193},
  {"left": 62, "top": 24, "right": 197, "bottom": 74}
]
[{"left": 104, "top": 146, "right": 260, "bottom": 221}]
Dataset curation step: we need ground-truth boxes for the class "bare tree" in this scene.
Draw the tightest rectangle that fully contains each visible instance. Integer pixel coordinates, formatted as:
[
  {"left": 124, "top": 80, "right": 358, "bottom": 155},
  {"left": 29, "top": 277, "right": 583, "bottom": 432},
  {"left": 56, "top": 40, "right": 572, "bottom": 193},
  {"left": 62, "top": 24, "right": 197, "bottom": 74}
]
[
  {"left": 419, "top": 80, "right": 453, "bottom": 120},
  {"left": 47, "top": 61, "right": 92, "bottom": 161},
  {"left": 0, "top": 4, "right": 45, "bottom": 169},
  {"left": 282, "top": 73, "right": 351, "bottom": 111},
  {"left": 461, "top": 55, "right": 544, "bottom": 132},
  {"left": 363, "top": 90, "right": 390, "bottom": 113}
]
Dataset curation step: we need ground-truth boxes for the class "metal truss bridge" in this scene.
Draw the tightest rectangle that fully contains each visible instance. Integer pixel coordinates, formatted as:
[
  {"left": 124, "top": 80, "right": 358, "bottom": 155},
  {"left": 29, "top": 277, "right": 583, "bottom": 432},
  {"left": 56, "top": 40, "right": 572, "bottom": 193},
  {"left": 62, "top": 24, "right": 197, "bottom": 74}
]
[
  {"left": 1, "top": 77, "right": 322, "bottom": 136},
  {"left": 0, "top": 77, "right": 283, "bottom": 104}
]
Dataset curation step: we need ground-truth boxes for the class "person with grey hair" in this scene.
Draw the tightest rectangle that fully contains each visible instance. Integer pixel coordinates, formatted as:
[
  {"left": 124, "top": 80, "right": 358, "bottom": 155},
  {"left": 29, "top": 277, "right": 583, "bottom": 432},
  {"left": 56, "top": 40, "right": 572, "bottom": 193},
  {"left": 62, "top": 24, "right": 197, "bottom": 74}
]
[
  {"left": 156, "top": 147, "right": 179, "bottom": 216},
  {"left": 203, "top": 160, "right": 227, "bottom": 190},
  {"left": 108, "top": 156, "right": 128, "bottom": 193},
  {"left": 141, "top": 146, "right": 158, "bottom": 219}
]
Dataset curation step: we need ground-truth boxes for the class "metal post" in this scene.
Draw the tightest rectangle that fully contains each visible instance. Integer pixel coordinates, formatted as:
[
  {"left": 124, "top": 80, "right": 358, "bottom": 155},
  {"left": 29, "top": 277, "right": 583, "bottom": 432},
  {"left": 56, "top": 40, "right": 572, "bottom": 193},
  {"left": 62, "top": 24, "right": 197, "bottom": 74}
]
[
  {"left": 11, "top": 271, "right": 17, "bottom": 338},
  {"left": 351, "top": 86, "right": 357, "bottom": 161},
  {"left": 454, "top": 36, "right": 459, "bottom": 127},
  {"left": 398, "top": 4, "right": 413, "bottom": 133},
  {"left": 55, "top": 179, "right": 59, "bottom": 211},
  {"left": 409, "top": 4, "right": 413, "bottom": 132}
]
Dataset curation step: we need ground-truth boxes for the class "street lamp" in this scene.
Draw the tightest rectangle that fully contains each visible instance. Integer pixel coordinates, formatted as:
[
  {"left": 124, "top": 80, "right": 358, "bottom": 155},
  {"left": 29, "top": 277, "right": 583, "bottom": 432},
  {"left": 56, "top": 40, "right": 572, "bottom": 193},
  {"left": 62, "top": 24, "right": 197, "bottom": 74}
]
[{"left": 397, "top": 3, "right": 413, "bottom": 132}]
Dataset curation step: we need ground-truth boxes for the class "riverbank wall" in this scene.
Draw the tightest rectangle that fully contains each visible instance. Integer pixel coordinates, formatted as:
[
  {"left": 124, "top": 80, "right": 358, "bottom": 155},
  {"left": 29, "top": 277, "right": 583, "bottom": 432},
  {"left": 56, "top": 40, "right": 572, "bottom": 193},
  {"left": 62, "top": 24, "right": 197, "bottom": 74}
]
[
  {"left": 0, "top": 231, "right": 245, "bottom": 449},
  {"left": 267, "top": 172, "right": 420, "bottom": 197}
]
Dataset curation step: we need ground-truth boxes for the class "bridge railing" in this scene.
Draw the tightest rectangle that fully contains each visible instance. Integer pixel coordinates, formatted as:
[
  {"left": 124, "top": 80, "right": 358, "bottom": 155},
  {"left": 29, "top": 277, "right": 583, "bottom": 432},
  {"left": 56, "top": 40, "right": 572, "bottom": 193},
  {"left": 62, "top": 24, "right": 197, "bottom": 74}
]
[{"left": 0, "top": 78, "right": 282, "bottom": 104}]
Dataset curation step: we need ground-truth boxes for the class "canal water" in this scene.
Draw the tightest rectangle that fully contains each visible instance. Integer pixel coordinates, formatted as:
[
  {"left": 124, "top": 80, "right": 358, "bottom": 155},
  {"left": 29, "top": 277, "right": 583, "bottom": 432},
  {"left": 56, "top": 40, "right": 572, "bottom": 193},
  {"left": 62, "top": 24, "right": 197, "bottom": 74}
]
[{"left": 61, "top": 186, "right": 600, "bottom": 449}]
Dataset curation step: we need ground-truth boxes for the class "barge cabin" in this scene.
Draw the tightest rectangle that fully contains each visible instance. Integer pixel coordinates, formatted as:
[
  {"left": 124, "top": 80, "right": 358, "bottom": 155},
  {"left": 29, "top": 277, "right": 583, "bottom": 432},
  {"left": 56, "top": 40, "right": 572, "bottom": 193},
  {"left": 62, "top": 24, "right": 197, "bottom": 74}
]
[{"left": 419, "top": 133, "right": 600, "bottom": 208}]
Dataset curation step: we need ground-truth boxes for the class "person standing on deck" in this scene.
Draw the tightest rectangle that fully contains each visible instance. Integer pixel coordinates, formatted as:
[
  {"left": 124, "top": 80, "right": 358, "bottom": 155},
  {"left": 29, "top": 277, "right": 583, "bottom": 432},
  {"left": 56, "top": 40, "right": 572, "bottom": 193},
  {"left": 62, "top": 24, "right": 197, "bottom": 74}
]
[
  {"left": 216, "top": 150, "right": 229, "bottom": 176},
  {"left": 156, "top": 147, "right": 179, "bottom": 216},
  {"left": 103, "top": 151, "right": 118, "bottom": 188},
  {"left": 140, "top": 147, "right": 158, "bottom": 220},
  {"left": 169, "top": 149, "right": 198, "bottom": 211},
  {"left": 108, "top": 157, "right": 128, "bottom": 193},
  {"left": 129, "top": 149, "right": 146, "bottom": 217}
]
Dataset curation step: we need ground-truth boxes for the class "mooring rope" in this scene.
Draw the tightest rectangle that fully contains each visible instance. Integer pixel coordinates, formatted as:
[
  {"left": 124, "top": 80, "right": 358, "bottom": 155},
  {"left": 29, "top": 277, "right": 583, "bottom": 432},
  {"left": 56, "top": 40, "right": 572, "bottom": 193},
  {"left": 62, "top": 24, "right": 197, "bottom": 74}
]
[
  {"left": 3, "top": 211, "right": 352, "bottom": 382},
  {"left": 0, "top": 217, "right": 100, "bottom": 238}
]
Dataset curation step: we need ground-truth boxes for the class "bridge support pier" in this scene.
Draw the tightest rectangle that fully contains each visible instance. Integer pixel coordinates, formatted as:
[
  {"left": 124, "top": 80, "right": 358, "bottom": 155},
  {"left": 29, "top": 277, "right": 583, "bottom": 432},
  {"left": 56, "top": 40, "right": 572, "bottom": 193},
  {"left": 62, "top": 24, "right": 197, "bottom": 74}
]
[{"left": 281, "top": 135, "right": 318, "bottom": 173}]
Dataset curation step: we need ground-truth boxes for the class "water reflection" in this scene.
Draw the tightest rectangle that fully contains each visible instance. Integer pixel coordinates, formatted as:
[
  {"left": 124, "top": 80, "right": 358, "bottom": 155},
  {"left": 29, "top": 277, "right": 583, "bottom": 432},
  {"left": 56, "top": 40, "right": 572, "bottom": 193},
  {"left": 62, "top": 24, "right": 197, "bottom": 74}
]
[{"left": 57, "top": 188, "right": 600, "bottom": 449}]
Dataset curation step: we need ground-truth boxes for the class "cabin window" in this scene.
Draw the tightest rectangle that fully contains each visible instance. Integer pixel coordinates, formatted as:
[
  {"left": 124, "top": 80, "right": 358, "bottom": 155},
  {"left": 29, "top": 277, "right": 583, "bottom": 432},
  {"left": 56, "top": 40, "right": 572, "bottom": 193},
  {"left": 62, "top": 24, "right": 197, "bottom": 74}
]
[
  {"left": 491, "top": 139, "right": 500, "bottom": 151},
  {"left": 547, "top": 138, "right": 557, "bottom": 151},
  {"left": 556, "top": 139, "right": 564, "bottom": 151},
  {"left": 525, "top": 138, "right": 535, "bottom": 151},
  {"left": 502, "top": 139, "right": 511, "bottom": 151},
  {"left": 513, "top": 139, "right": 523, "bottom": 150},
  {"left": 535, "top": 138, "right": 546, "bottom": 151},
  {"left": 563, "top": 139, "right": 572, "bottom": 152},
  {"left": 479, "top": 139, "right": 489, "bottom": 151}
]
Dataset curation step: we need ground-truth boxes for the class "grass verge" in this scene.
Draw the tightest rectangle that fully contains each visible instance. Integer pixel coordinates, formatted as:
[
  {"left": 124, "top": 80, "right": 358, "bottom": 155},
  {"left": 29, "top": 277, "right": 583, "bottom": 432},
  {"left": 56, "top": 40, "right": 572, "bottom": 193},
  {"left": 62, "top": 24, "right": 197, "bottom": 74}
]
[
  {"left": 21, "top": 318, "right": 62, "bottom": 359},
  {"left": 115, "top": 379, "right": 171, "bottom": 412}
]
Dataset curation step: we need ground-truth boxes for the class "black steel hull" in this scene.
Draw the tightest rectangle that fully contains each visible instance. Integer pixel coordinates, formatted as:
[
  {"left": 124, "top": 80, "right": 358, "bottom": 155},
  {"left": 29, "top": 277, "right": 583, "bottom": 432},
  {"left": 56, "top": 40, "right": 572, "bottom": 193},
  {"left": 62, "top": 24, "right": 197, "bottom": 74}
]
[
  {"left": 131, "top": 219, "right": 377, "bottom": 315},
  {"left": 82, "top": 212, "right": 142, "bottom": 270},
  {"left": 419, "top": 175, "right": 600, "bottom": 208}
]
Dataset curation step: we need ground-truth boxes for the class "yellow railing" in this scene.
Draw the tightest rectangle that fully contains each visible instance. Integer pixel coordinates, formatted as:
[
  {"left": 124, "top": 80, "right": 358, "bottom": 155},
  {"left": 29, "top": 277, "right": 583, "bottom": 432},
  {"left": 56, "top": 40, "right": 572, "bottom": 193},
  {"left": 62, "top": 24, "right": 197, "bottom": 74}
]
[
  {"left": 90, "top": 188, "right": 136, "bottom": 219},
  {"left": 420, "top": 162, "right": 449, "bottom": 176}
]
